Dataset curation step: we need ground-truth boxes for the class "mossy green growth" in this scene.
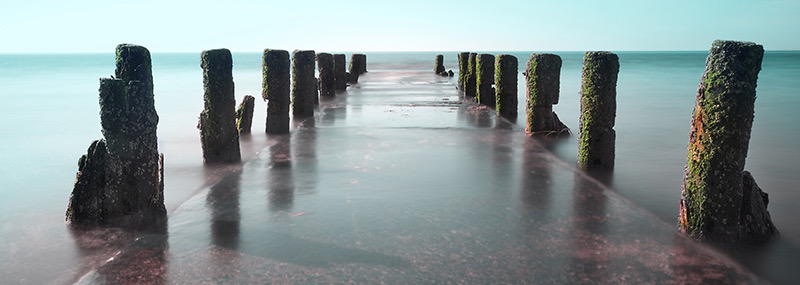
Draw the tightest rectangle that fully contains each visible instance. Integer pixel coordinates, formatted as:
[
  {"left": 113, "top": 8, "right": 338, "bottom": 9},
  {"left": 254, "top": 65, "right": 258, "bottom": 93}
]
[
  {"left": 475, "top": 54, "right": 495, "bottom": 107},
  {"left": 494, "top": 54, "right": 518, "bottom": 118},
  {"left": 200, "top": 48, "right": 240, "bottom": 163},
  {"left": 457, "top": 52, "right": 470, "bottom": 90},
  {"left": 679, "top": 40, "right": 764, "bottom": 242},
  {"left": 577, "top": 51, "right": 619, "bottom": 170},
  {"left": 465, "top": 53, "right": 478, "bottom": 97},
  {"left": 291, "top": 50, "right": 317, "bottom": 117}
]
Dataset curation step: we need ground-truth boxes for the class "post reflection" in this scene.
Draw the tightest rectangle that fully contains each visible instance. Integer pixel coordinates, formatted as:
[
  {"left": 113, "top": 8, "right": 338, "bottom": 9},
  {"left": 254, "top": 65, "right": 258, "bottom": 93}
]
[
  {"left": 206, "top": 171, "right": 242, "bottom": 250},
  {"left": 519, "top": 137, "right": 552, "bottom": 215},
  {"left": 293, "top": 117, "right": 318, "bottom": 195},
  {"left": 568, "top": 171, "right": 610, "bottom": 283},
  {"left": 268, "top": 134, "right": 294, "bottom": 213}
]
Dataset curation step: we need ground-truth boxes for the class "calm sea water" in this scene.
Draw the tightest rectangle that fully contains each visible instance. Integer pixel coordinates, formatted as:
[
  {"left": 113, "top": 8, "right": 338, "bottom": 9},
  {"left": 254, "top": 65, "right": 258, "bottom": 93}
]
[{"left": 0, "top": 51, "right": 798, "bottom": 283}]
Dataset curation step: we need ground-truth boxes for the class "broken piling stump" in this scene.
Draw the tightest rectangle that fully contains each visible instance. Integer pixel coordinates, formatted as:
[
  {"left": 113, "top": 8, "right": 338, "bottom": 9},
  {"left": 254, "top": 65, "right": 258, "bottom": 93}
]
[
  {"left": 263, "top": 49, "right": 291, "bottom": 134},
  {"left": 494, "top": 54, "right": 518, "bottom": 118},
  {"left": 199, "top": 48, "right": 241, "bottom": 163},
  {"left": 66, "top": 43, "right": 166, "bottom": 230},
  {"left": 476, "top": 53, "right": 495, "bottom": 107},
  {"left": 525, "top": 53, "right": 569, "bottom": 137},
  {"left": 317, "top": 52, "right": 335, "bottom": 97},
  {"left": 435, "top": 54, "right": 446, "bottom": 75},
  {"left": 333, "top": 54, "right": 347, "bottom": 91},
  {"left": 679, "top": 40, "right": 778, "bottom": 244},
  {"left": 236, "top": 95, "right": 255, "bottom": 134},
  {"left": 348, "top": 53, "right": 367, "bottom": 83},
  {"left": 577, "top": 51, "right": 618, "bottom": 170},
  {"left": 292, "top": 50, "right": 316, "bottom": 118}
]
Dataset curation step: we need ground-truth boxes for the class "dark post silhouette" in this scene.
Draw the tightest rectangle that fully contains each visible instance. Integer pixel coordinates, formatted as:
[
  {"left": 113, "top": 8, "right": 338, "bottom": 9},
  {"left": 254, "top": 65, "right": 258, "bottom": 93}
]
[
  {"left": 292, "top": 50, "right": 317, "bottom": 118},
  {"left": 333, "top": 54, "right": 347, "bottom": 91},
  {"left": 435, "top": 54, "right": 446, "bottom": 75},
  {"left": 317, "top": 52, "right": 335, "bottom": 97},
  {"left": 263, "top": 49, "right": 291, "bottom": 134},
  {"left": 199, "top": 48, "right": 241, "bottom": 163},
  {"left": 476, "top": 53, "right": 495, "bottom": 107}
]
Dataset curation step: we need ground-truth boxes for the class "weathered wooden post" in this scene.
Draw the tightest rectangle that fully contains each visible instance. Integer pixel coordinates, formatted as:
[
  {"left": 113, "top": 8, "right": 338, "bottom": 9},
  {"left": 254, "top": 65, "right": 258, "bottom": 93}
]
[
  {"left": 679, "top": 40, "right": 777, "bottom": 244},
  {"left": 458, "top": 52, "right": 470, "bottom": 90},
  {"left": 317, "top": 52, "right": 335, "bottom": 97},
  {"left": 348, "top": 53, "right": 367, "bottom": 83},
  {"left": 292, "top": 50, "right": 316, "bottom": 118},
  {"left": 525, "top": 53, "right": 569, "bottom": 136},
  {"left": 476, "top": 54, "right": 495, "bottom": 107},
  {"left": 262, "top": 49, "right": 291, "bottom": 134},
  {"left": 465, "top": 53, "right": 478, "bottom": 97},
  {"left": 67, "top": 43, "right": 166, "bottom": 229},
  {"left": 435, "top": 54, "right": 446, "bottom": 75},
  {"left": 495, "top": 54, "right": 518, "bottom": 118},
  {"left": 199, "top": 48, "right": 241, "bottom": 163},
  {"left": 236, "top": 95, "right": 255, "bottom": 133},
  {"left": 577, "top": 51, "right": 617, "bottom": 170},
  {"left": 333, "top": 54, "right": 347, "bottom": 91}
]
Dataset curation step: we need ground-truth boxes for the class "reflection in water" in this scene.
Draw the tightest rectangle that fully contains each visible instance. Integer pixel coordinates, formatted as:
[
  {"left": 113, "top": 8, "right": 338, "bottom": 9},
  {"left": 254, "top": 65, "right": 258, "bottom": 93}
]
[
  {"left": 70, "top": 227, "right": 168, "bottom": 284},
  {"left": 206, "top": 171, "right": 242, "bottom": 250},
  {"left": 293, "top": 118, "right": 318, "bottom": 195},
  {"left": 268, "top": 134, "right": 294, "bottom": 213},
  {"left": 519, "top": 137, "right": 552, "bottom": 214},
  {"left": 569, "top": 171, "right": 609, "bottom": 283}
]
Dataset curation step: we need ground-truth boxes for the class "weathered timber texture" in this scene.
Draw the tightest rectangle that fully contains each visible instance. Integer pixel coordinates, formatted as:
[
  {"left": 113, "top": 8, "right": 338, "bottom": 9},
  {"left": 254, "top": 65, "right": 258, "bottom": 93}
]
[
  {"left": 465, "top": 53, "right": 478, "bottom": 97},
  {"left": 458, "top": 52, "right": 470, "bottom": 90},
  {"left": 333, "top": 54, "right": 347, "bottom": 91},
  {"left": 292, "top": 50, "right": 316, "bottom": 118},
  {"left": 263, "top": 49, "right": 291, "bottom": 134},
  {"left": 525, "top": 53, "right": 569, "bottom": 137},
  {"left": 435, "top": 54, "right": 446, "bottom": 75},
  {"left": 578, "top": 51, "right": 618, "bottom": 170},
  {"left": 317, "top": 53, "right": 335, "bottom": 97},
  {"left": 476, "top": 53, "right": 495, "bottom": 107},
  {"left": 679, "top": 40, "right": 777, "bottom": 244},
  {"left": 236, "top": 95, "right": 255, "bottom": 134},
  {"left": 495, "top": 54, "right": 518, "bottom": 118},
  {"left": 199, "top": 48, "right": 241, "bottom": 163}
]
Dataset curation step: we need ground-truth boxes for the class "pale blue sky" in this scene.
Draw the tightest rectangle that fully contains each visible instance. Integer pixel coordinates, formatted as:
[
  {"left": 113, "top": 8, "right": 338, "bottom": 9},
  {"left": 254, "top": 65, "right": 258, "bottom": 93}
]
[{"left": 1, "top": 0, "right": 798, "bottom": 53}]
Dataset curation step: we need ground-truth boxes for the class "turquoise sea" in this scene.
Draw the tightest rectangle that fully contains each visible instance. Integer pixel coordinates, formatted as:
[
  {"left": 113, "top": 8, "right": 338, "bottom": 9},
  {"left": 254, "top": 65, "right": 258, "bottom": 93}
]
[{"left": 0, "top": 51, "right": 798, "bottom": 283}]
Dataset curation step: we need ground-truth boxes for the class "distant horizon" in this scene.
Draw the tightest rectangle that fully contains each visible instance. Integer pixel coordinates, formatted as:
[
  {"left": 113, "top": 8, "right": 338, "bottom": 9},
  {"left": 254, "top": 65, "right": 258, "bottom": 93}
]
[
  {"left": 2, "top": 48, "right": 798, "bottom": 55},
  {"left": 2, "top": 0, "right": 797, "bottom": 54}
]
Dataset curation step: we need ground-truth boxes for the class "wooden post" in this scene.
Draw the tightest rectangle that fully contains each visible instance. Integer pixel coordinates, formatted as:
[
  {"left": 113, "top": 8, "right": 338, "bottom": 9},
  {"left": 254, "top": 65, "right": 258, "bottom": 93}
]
[
  {"left": 333, "top": 54, "right": 347, "bottom": 91},
  {"left": 494, "top": 54, "right": 518, "bottom": 118},
  {"left": 236, "top": 95, "right": 255, "bottom": 133},
  {"left": 199, "top": 48, "right": 241, "bottom": 163},
  {"left": 317, "top": 52, "right": 335, "bottom": 97},
  {"left": 577, "top": 51, "right": 617, "bottom": 170},
  {"left": 292, "top": 50, "right": 316, "bottom": 118},
  {"left": 476, "top": 53, "right": 495, "bottom": 107},
  {"left": 525, "top": 53, "right": 569, "bottom": 137},
  {"left": 263, "top": 49, "right": 291, "bottom": 134}
]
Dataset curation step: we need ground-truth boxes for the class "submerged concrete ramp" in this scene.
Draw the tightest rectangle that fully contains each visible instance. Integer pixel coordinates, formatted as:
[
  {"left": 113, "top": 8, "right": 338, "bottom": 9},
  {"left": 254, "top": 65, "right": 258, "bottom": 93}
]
[{"left": 77, "top": 70, "right": 762, "bottom": 284}]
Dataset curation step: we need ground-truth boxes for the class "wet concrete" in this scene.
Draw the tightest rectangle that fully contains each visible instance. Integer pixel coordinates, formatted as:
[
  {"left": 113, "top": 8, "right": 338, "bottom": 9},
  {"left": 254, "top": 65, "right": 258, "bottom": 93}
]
[{"left": 75, "top": 71, "right": 765, "bottom": 284}]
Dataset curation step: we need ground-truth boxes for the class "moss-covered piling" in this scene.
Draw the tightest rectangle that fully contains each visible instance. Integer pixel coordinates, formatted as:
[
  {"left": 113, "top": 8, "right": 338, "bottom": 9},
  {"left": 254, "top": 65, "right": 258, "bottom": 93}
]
[
  {"left": 577, "top": 51, "right": 618, "bottom": 170},
  {"left": 236, "top": 95, "right": 255, "bottom": 134},
  {"left": 292, "top": 50, "right": 316, "bottom": 118},
  {"left": 495, "top": 54, "right": 518, "bottom": 118},
  {"left": 199, "top": 48, "right": 241, "bottom": 164},
  {"left": 476, "top": 54, "right": 495, "bottom": 107},
  {"left": 67, "top": 44, "right": 166, "bottom": 229},
  {"left": 348, "top": 53, "right": 367, "bottom": 83},
  {"left": 457, "top": 52, "right": 469, "bottom": 90},
  {"left": 435, "top": 54, "right": 446, "bottom": 75},
  {"left": 333, "top": 54, "right": 347, "bottom": 91},
  {"left": 465, "top": 53, "right": 478, "bottom": 97},
  {"left": 317, "top": 53, "right": 335, "bottom": 97},
  {"left": 679, "top": 40, "right": 777, "bottom": 244},
  {"left": 263, "top": 49, "right": 291, "bottom": 134},
  {"left": 525, "top": 53, "right": 569, "bottom": 136}
]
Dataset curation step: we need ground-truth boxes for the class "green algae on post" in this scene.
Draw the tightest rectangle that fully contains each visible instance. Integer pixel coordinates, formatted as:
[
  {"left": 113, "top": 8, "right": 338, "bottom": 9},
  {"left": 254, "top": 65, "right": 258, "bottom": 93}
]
[
  {"left": 476, "top": 53, "right": 495, "bottom": 107},
  {"left": 494, "top": 54, "right": 518, "bottom": 118},
  {"left": 577, "top": 51, "right": 618, "bottom": 170},
  {"left": 236, "top": 95, "right": 255, "bottom": 134},
  {"left": 199, "top": 48, "right": 241, "bottom": 163},
  {"left": 317, "top": 52, "right": 335, "bottom": 97},
  {"left": 525, "top": 53, "right": 569, "bottom": 137},
  {"left": 67, "top": 44, "right": 166, "bottom": 230},
  {"left": 333, "top": 54, "right": 347, "bottom": 91},
  {"left": 263, "top": 49, "right": 291, "bottom": 134},
  {"left": 465, "top": 53, "right": 477, "bottom": 97},
  {"left": 292, "top": 50, "right": 316, "bottom": 118},
  {"left": 679, "top": 40, "right": 777, "bottom": 244},
  {"left": 457, "top": 52, "right": 469, "bottom": 90}
]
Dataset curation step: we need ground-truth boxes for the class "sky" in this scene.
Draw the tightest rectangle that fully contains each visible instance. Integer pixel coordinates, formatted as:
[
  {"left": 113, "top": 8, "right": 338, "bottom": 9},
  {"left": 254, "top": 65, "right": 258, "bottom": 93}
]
[{"left": 1, "top": 0, "right": 798, "bottom": 53}]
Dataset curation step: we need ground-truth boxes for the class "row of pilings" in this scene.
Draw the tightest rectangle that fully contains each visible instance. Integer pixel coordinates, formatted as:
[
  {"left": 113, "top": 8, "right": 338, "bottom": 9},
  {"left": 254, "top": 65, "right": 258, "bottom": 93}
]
[
  {"left": 67, "top": 44, "right": 367, "bottom": 230},
  {"left": 451, "top": 51, "right": 615, "bottom": 169},
  {"left": 447, "top": 40, "right": 777, "bottom": 245},
  {"left": 200, "top": 49, "right": 367, "bottom": 164}
]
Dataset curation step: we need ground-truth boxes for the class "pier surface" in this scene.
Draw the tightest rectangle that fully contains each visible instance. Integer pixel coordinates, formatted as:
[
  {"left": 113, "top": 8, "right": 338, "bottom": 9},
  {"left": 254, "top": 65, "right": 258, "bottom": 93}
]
[{"left": 76, "top": 70, "right": 761, "bottom": 284}]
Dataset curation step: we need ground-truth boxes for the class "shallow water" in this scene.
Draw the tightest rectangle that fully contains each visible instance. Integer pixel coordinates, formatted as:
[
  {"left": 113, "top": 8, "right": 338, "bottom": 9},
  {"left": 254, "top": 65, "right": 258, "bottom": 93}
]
[{"left": 0, "top": 51, "right": 798, "bottom": 284}]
